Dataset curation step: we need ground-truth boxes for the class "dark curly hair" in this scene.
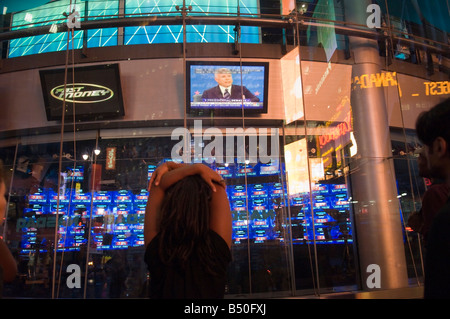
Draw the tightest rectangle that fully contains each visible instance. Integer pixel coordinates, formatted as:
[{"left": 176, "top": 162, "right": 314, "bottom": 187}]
[
  {"left": 416, "top": 98, "right": 450, "bottom": 154},
  {"left": 156, "top": 174, "right": 222, "bottom": 275}
]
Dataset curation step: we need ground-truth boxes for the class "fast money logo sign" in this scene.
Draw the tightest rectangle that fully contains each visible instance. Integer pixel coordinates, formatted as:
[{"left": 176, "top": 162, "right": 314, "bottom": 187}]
[{"left": 50, "top": 83, "right": 114, "bottom": 104}]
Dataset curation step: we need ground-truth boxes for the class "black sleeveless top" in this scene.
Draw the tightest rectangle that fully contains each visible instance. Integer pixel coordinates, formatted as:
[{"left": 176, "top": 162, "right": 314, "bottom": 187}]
[{"left": 144, "top": 230, "right": 231, "bottom": 299}]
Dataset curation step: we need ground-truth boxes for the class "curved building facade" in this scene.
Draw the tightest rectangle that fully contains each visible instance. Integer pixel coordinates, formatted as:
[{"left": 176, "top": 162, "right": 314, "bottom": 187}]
[{"left": 0, "top": 0, "right": 449, "bottom": 299}]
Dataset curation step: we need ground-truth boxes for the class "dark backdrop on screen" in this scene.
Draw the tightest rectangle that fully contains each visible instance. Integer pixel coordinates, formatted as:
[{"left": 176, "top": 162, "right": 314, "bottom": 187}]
[{"left": 40, "top": 64, "right": 125, "bottom": 122}]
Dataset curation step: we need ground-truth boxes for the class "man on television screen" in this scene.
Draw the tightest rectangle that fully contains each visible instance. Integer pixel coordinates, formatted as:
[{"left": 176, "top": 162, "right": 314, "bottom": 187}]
[{"left": 201, "top": 68, "right": 260, "bottom": 102}]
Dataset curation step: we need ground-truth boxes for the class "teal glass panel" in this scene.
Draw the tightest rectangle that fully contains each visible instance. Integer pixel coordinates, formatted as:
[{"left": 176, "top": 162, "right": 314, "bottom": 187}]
[
  {"left": 7, "top": 0, "right": 120, "bottom": 57},
  {"left": 86, "top": 0, "right": 119, "bottom": 48},
  {"left": 124, "top": 0, "right": 260, "bottom": 44},
  {"left": 8, "top": 0, "right": 85, "bottom": 57}
]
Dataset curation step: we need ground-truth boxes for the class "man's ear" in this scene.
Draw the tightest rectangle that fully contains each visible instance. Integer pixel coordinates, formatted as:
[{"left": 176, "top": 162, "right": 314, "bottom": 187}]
[{"left": 433, "top": 137, "right": 448, "bottom": 157}]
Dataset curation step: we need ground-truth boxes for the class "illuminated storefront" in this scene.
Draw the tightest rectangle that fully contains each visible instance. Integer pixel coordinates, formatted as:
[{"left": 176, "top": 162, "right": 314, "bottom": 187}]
[{"left": 0, "top": 0, "right": 448, "bottom": 299}]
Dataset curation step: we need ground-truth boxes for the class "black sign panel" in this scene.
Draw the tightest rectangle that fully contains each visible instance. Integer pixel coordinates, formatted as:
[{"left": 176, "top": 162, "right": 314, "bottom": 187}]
[{"left": 40, "top": 64, "right": 125, "bottom": 122}]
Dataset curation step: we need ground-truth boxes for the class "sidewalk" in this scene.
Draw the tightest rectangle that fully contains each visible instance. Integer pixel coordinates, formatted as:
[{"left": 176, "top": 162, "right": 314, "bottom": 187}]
[{"left": 292, "top": 286, "right": 424, "bottom": 299}]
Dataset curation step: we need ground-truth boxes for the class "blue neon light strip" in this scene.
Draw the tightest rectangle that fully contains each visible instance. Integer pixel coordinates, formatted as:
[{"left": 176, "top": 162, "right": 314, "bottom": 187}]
[
  {"left": 8, "top": 0, "right": 86, "bottom": 58},
  {"left": 8, "top": 0, "right": 260, "bottom": 58},
  {"left": 124, "top": 0, "right": 260, "bottom": 44},
  {"left": 86, "top": 0, "right": 119, "bottom": 48}
]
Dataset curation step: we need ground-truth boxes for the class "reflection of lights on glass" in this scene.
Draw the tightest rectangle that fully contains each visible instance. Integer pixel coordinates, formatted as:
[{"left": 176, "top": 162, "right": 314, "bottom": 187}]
[
  {"left": 24, "top": 13, "right": 33, "bottom": 22},
  {"left": 49, "top": 24, "right": 58, "bottom": 34},
  {"left": 350, "top": 132, "right": 358, "bottom": 157},
  {"left": 299, "top": 3, "right": 307, "bottom": 14},
  {"left": 83, "top": 149, "right": 100, "bottom": 160}
]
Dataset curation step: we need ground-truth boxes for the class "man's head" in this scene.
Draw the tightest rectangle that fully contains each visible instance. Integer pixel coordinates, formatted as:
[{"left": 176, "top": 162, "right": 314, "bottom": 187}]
[
  {"left": 214, "top": 68, "right": 233, "bottom": 88},
  {"left": 415, "top": 98, "right": 450, "bottom": 182}
]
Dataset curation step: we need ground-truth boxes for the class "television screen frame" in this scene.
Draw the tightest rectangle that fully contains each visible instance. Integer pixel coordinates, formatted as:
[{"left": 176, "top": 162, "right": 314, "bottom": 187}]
[
  {"left": 186, "top": 61, "right": 269, "bottom": 116},
  {"left": 39, "top": 63, "right": 125, "bottom": 122}
]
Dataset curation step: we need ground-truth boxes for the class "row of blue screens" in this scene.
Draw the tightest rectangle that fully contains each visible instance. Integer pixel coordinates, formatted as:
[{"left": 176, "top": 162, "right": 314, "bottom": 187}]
[
  {"left": 62, "top": 160, "right": 281, "bottom": 185},
  {"left": 19, "top": 182, "right": 351, "bottom": 253},
  {"left": 27, "top": 180, "right": 347, "bottom": 205},
  {"left": 8, "top": 0, "right": 260, "bottom": 58}
]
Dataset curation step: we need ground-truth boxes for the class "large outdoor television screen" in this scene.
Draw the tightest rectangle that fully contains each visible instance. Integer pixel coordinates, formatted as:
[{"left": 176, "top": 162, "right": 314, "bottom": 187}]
[
  {"left": 186, "top": 61, "right": 269, "bottom": 115},
  {"left": 40, "top": 64, "right": 125, "bottom": 122}
]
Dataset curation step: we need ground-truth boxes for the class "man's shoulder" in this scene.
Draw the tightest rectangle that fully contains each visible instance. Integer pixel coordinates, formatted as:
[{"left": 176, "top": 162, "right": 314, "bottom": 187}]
[
  {"left": 204, "top": 85, "right": 219, "bottom": 92},
  {"left": 433, "top": 199, "right": 450, "bottom": 223},
  {"left": 202, "top": 86, "right": 220, "bottom": 96}
]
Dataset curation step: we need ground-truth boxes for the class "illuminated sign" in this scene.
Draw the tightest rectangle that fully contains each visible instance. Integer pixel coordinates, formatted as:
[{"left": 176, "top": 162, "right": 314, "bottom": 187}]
[
  {"left": 40, "top": 64, "right": 124, "bottom": 122},
  {"left": 16, "top": 216, "right": 81, "bottom": 232},
  {"left": 124, "top": 0, "right": 260, "bottom": 45},
  {"left": 284, "top": 138, "right": 309, "bottom": 195},
  {"left": 319, "top": 121, "right": 351, "bottom": 148},
  {"left": 424, "top": 81, "right": 449, "bottom": 96},
  {"left": 319, "top": 111, "right": 352, "bottom": 148},
  {"left": 352, "top": 71, "right": 398, "bottom": 90},
  {"left": 106, "top": 147, "right": 117, "bottom": 170},
  {"left": 281, "top": 48, "right": 304, "bottom": 124},
  {"left": 50, "top": 84, "right": 114, "bottom": 104},
  {"left": 353, "top": 72, "right": 449, "bottom": 98}
]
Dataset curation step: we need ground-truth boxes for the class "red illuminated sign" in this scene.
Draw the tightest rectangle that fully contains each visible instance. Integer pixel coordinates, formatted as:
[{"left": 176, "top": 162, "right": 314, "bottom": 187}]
[
  {"left": 106, "top": 147, "right": 116, "bottom": 170},
  {"left": 319, "top": 112, "right": 352, "bottom": 148}
]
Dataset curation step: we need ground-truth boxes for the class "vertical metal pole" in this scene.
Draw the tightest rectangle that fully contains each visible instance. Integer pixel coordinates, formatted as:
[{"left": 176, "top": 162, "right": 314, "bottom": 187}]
[
  {"left": 344, "top": 0, "right": 408, "bottom": 290},
  {"left": 290, "top": 2, "right": 321, "bottom": 298},
  {"left": 181, "top": 0, "right": 189, "bottom": 164},
  {"left": 118, "top": 0, "right": 125, "bottom": 46}
]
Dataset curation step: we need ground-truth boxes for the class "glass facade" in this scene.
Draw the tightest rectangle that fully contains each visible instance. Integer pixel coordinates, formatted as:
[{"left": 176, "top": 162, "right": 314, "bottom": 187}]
[{"left": 0, "top": 0, "right": 448, "bottom": 299}]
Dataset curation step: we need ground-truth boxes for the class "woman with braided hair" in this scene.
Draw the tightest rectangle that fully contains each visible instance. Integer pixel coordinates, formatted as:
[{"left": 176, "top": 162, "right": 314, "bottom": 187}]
[{"left": 144, "top": 162, "right": 231, "bottom": 299}]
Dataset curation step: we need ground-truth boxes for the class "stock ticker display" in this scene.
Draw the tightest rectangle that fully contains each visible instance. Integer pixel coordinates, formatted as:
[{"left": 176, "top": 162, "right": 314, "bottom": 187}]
[{"left": 17, "top": 163, "right": 352, "bottom": 254}]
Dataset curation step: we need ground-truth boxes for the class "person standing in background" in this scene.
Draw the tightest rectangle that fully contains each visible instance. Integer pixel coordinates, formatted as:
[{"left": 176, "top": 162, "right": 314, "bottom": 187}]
[
  {"left": 407, "top": 148, "right": 449, "bottom": 246},
  {"left": 415, "top": 98, "right": 450, "bottom": 299}
]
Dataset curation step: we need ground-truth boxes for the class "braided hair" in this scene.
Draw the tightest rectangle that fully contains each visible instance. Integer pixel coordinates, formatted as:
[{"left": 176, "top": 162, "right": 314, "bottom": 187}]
[{"left": 157, "top": 174, "right": 221, "bottom": 275}]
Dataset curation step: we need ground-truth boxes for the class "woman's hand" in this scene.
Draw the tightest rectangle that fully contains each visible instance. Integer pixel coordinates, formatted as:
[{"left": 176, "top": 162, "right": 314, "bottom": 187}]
[
  {"left": 148, "top": 162, "right": 226, "bottom": 192},
  {"left": 194, "top": 163, "right": 226, "bottom": 192},
  {"left": 148, "top": 161, "right": 184, "bottom": 190}
]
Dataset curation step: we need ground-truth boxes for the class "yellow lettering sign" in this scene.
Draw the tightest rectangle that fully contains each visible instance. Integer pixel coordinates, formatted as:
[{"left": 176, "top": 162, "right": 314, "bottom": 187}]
[
  {"left": 424, "top": 81, "right": 449, "bottom": 96},
  {"left": 352, "top": 72, "right": 398, "bottom": 90}
]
